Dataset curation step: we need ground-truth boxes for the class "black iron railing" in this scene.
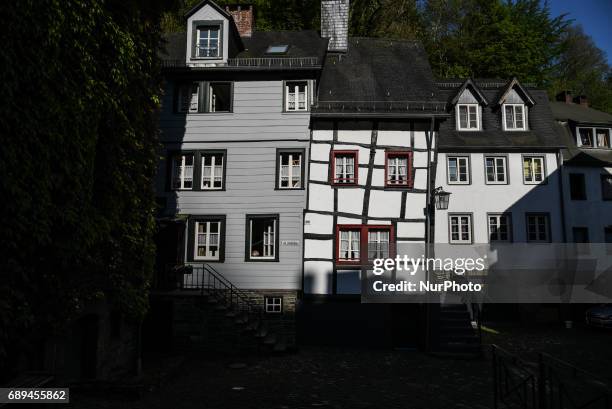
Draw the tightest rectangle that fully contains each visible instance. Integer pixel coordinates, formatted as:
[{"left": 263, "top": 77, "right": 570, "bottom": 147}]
[
  {"left": 155, "top": 263, "right": 264, "bottom": 323},
  {"left": 492, "top": 344, "right": 538, "bottom": 409},
  {"left": 161, "top": 57, "right": 320, "bottom": 69},
  {"left": 311, "top": 100, "right": 448, "bottom": 114},
  {"left": 492, "top": 345, "right": 612, "bottom": 409}
]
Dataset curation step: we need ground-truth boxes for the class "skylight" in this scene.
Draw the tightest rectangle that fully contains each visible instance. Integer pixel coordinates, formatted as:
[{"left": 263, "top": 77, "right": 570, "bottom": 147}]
[{"left": 266, "top": 45, "right": 289, "bottom": 54}]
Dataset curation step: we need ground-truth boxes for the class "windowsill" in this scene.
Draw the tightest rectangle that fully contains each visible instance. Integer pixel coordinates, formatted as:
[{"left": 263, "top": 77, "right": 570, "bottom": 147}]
[
  {"left": 282, "top": 110, "right": 310, "bottom": 114},
  {"left": 331, "top": 183, "right": 360, "bottom": 188},
  {"left": 523, "top": 181, "right": 547, "bottom": 185},
  {"left": 245, "top": 258, "right": 279, "bottom": 263},
  {"left": 457, "top": 128, "right": 482, "bottom": 132},
  {"left": 447, "top": 182, "right": 470, "bottom": 185},
  {"left": 485, "top": 181, "right": 509, "bottom": 185},
  {"left": 449, "top": 241, "right": 474, "bottom": 245},
  {"left": 503, "top": 128, "right": 528, "bottom": 132},
  {"left": 384, "top": 184, "right": 414, "bottom": 189},
  {"left": 275, "top": 187, "right": 305, "bottom": 191},
  {"left": 177, "top": 112, "right": 234, "bottom": 115}
]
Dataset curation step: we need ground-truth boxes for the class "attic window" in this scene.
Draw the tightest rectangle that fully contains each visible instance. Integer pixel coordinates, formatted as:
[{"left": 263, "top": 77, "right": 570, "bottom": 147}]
[{"left": 266, "top": 45, "right": 289, "bottom": 55}]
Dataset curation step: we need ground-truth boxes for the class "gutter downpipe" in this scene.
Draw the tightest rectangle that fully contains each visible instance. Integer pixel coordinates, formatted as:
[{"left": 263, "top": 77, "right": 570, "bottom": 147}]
[{"left": 424, "top": 115, "right": 435, "bottom": 353}]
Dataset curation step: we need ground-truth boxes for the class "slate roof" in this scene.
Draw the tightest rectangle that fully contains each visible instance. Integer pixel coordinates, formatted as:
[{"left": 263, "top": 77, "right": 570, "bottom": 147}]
[
  {"left": 436, "top": 80, "right": 565, "bottom": 150},
  {"left": 313, "top": 38, "right": 447, "bottom": 116},
  {"left": 159, "top": 31, "right": 328, "bottom": 69},
  {"left": 550, "top": 102, "right": 612, "bottom": 166},
  {"left": 549, "top": 101, "right": 612, "bottom": 125}
]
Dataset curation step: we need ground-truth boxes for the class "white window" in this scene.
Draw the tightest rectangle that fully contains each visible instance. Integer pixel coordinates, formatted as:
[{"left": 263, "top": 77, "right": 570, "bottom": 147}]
[
  {"left": 577, "top": 127, "right": 611, "bottom": 148},
  {"left": 523, "top": 156, "right": 545, "bottom": 184},
  {"left": 177, "top": 83, "right": 200, "bottom": 113},
  {"left": 333, "top": 152, "right": 357, "bottom": 184},
  {"left": 485, "top": 156, "right": 507, "bottom": 184},
  {"left": 386, "top": 152, "right": 411, "bottom": 186},
  {"left": 457, "top": 104, "right": 480, "bottom": 130},
  {"left": 248, "top": 216, "right": 277, "bottom": 260},
  {"left": 285, "top": 81, "right": 308, "bottom": 111},
  {"left": 339, "top": 229, "right": 360, "bottom": 261},
  {"left": 201, "top": 152, "right": 224, "bottom": 190},
  {"left": 368, "top": 230, "right": 390, "bottom": 260},
  {"left": 488, "top": 214, "right": 511, "bottom": 242},
  {"left": 264, "top": 297, "right": 282, "bottom": 313},
  {"left": 447, "top": 156, "right": 470, "bottom": 184},
  {"left": 171, "top": 154, "right": 194, "bottom": 190},
  {"left": 279, "top": 151, "right": 302, "bottom": 189},
  {"left": 503, "top": 104, "right": 527, "bottom": 131},
  {"left": 194, "top": 220, "right": 221, "bottom": 260},
  {"left": 449, "top": 215, "right": 472, "bottom": 244},
  {"left": 527, "top": 214, "right": 550, "bottom": 242},
  {"left": 196, "top": 26, "right": 220, "bottom": 58}
]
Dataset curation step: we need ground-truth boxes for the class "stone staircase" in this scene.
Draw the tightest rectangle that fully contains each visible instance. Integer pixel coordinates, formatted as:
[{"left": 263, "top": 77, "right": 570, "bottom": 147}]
[
  {"left": 161, "top": 264, "right": 289, "bottom": 355},
  {"left": 431, "top": 303, "right": 482, "bottom": 358}
]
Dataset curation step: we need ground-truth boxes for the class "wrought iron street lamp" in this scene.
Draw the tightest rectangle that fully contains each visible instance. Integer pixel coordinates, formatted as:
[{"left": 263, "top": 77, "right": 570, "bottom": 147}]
[{"left": 433, "top": 187, "right": 451, "bottom": 210}]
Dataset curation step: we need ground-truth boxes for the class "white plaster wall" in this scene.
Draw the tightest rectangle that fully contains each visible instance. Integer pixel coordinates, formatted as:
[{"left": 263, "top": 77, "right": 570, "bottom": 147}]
[
  {"left": 563, "top": 166, "right": 612, "bottom": 242},
  {"left": 368, "top": 190, "right": 402, "bottom": 218},
  {"left": 337, "top": 216, "right": 362, "bottom": 224},
  {"left": 378, "top": 131, "right": 411, "bottom": 147},
  {"left": 310, "top": 143, "right": 331, "bottom": 161},
  {"left": 337, "top": 130, "right": 371, "bottom": 144},
  {"left": 434, "top": 152, "right": 564, "bottom": 243},
  {"left": 404, "top": 193, "right": 426, "bottom": 219},
  {"left": 337, "top": 188, "right": 365, "bottom": 215},
  {"left": 309, "top": 163, "right": 329, "bottom": 182},
  {"left": 304, "top": 239, "right": 333, "bottom": 259},
  {"left": 304, "top": 212, "right": 334, "bottom": 234},
  {"left": 313, "top": 130, "right": 333, "bottom": 141},
  {"left": 308, "top": 183, "right": 334, "bottom": 212},
  {"left": 397, "top": 222, "right": 425, "bottom": 238}
]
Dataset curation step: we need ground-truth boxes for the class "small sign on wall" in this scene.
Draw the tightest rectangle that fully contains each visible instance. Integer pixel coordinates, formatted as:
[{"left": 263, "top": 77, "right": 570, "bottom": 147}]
[{"left": 281, "top": 240, "right": 300, "bottom": 246}]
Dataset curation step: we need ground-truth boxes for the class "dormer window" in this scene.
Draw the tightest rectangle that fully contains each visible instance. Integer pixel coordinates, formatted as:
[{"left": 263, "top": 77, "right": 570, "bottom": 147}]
[
  {"left": 456, "top": 104, "right": 480, "bottom": 130},
  {"left": 577, "top": 127, "right": 611, "bottom": 148},
  {"left": 503, "top": 104, "right": 527, "bottom": 131}
]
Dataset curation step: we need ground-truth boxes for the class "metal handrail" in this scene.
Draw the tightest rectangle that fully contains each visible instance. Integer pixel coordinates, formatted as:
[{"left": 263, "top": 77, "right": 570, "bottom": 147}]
[{"left": 161, "top": 57, "right": 320, "bottom": 69}]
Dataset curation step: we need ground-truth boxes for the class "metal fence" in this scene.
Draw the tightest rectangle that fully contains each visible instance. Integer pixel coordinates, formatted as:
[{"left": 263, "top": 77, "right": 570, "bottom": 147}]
[{"left": 492, "top": 345, "right": 612, "bottom": 409}]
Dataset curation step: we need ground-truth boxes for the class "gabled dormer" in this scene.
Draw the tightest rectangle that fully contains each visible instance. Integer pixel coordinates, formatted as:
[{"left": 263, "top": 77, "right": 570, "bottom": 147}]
[
  {"left": 451, "top": 79, "right": 488, "bottom": 131},
  {"left": 184, "top": 0, "right": 245, "bottom": 67},
  {"left": 496, "top": 78, "right": 535, "bottom": 131}
]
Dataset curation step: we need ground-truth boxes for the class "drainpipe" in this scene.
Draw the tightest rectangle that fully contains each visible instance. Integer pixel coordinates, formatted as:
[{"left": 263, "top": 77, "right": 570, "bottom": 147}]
[
  {"left": 556, "top": 149, "right": 567, "bottom": 243},
  {"left": 424, "top": 116, "right": 435, "bottom": 353}
]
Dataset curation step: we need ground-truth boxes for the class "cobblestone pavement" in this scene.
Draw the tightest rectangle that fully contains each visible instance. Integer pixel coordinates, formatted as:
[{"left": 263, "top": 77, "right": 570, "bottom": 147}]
[
  {"left": 67, "top": 323, "right": 611, "bottom": 409},
  {"left": 68, "top": 347, "right": 492, "bottom": 409}
]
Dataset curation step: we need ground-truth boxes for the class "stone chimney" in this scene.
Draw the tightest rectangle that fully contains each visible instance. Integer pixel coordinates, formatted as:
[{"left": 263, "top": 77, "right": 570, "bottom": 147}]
[
  {"left": 225, "top": 4, "right": 254, "bottom": 37},
  {"left": 321, "top": 0, "right": 349, "bottom": 52},
  {"left": 573, "top": 95, "right": 588, "bottom": 107},
  {"left": 555, "top": 90, "right": 572, "bottom": 104}
]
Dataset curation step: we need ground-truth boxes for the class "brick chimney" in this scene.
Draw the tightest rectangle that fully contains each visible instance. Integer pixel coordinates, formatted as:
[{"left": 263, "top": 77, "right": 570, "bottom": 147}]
[
  {"left": 321, "top": 0, "right": 349, "bottom": 52},
  {"left": 225, "top": 4, "right": 253, "bottom": 37},
  {"left": 573, "top": 95, "right": 588, "bottom": 107},
  {"left": 555, "top": 90, "right": 572, "bottom": 104}
]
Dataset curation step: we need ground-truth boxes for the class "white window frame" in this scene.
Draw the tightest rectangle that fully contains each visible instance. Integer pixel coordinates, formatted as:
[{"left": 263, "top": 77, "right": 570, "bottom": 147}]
[
  {"left": 456, "top": 104, "right": 480, "bottom": 131},
  {"left": 449, "top": 214, "right": 473, "bottom": 244},
  {"left": 338, "top": 229, "right": 361, "bottom": 262},
  {"left": 194, "top": 220, "right": 222, "bottom": 261},
  {"left": 526, "top": 214, "right": 550, "bottom": 243},
  {"left": 386, "top": 152, "right": 411, "bottom": 186},
  {"left": 502, "top": 104, "right": 527, "bottom": 131},
  {"left": 171, "top": 154, "right": 194, "bottom": 190},
  {"left": 576, "top": 127, "right": 611, "bottom": 149},
  {"left": 196, "top": 26, "right": 220, "bottom": 58},
  {"left": 447, "top": 156, "right": 470, "bottom": 184},
  {"left": 248, "top": 217, "right": 277, "bottom": 260},
  {"left": 278, "top": 151, "right": 302, "bottom": 189},
  {"left": 523, "top": 156, "right": 545, "bottom": 184},
  {"left": 285, "top": 81, "right": 309, "bottom": 112},
  {"left": 485, "top": 156, "right": 508, "bottom": 184},
  {"left": 201, "top": 152, "right": 224, "bottom": 190},
  {"left": 333, "top": 152, "right": 357, "bottom": 184},
  {"left": 488, "top": 214, "right": 512, "bottom": 242},
  {"left": 264, "top": 297, "right": 282, "bottom": 313}
]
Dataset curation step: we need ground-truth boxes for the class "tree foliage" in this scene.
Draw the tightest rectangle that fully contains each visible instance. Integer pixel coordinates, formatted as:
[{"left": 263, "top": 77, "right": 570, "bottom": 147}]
[
  {"left": 0, "top": 0, "right": 164, "bottom": 372},
  {"left": 162, "top": 0, "right": 611, "bottom": 112}
]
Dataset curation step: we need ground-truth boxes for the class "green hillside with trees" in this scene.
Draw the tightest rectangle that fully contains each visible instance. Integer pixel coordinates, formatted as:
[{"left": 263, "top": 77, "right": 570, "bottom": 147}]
[{"left": 162, "top": 0, "right": 611, "bottom": 113}]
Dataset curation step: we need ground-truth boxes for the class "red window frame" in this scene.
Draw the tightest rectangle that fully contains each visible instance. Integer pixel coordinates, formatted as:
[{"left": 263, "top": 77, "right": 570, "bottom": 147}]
[
  {"left": 335, "top": 224, "right": 395, "bottom": 265},
  {"left": 331, "top": 150, "right": 359, "bottom": 185},
  {"left": 384, "top": 150, "right": 413, "bottom": 187}
]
